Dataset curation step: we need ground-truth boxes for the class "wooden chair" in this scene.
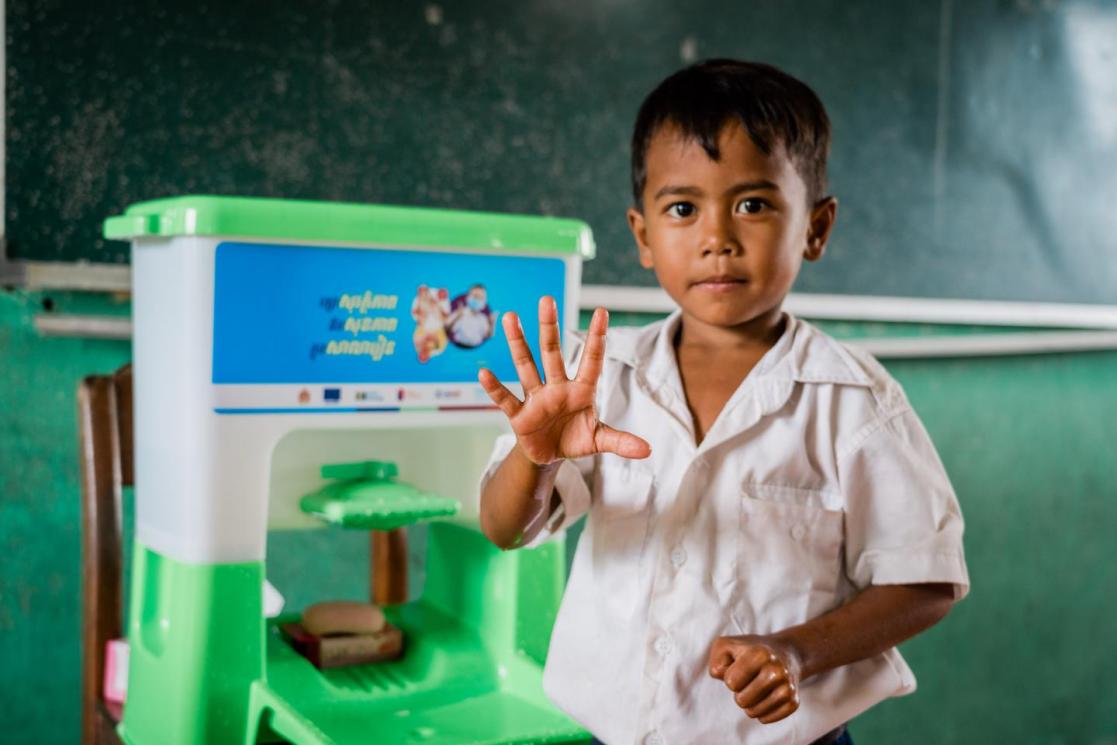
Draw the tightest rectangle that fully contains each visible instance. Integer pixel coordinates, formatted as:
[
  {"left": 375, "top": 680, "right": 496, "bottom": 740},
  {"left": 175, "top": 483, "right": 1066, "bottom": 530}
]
[
  {"left": 78, "top": 365, "right": 132, "bottom": 745},
  {"left": 78, "top": 364, "right": 406, "bottom": 744}
]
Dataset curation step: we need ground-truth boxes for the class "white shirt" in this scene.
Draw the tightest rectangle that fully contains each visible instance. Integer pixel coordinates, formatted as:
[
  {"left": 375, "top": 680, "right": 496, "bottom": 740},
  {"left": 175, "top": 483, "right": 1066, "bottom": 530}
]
[{"left": 480, "top": 311, "right": 970, "bottom": 745}]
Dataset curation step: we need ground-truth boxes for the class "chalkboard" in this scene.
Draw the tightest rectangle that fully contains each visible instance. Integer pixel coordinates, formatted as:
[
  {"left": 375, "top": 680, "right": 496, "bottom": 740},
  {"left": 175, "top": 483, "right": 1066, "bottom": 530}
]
[{"left": 6, "top": 0, "right": 1116, "bottom": 304}]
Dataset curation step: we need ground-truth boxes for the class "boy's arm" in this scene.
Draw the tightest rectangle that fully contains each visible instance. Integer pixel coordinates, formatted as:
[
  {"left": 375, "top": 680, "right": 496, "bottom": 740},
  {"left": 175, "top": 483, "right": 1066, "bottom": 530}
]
[
  {"left": 479, "top": 442, "right": 562, "bottom": 550},
  {"left": 777, "top": 581, "right": 955, "bottom": 680},
  {"left": 709, "top": 582, "right": 955, "bottom": 723}
]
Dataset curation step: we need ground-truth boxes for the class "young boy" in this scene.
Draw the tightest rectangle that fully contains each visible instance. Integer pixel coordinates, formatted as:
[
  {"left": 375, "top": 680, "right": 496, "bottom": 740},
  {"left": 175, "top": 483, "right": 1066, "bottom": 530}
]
[{"left": 476, "top": 60, "right": 969, "bottom": 745}]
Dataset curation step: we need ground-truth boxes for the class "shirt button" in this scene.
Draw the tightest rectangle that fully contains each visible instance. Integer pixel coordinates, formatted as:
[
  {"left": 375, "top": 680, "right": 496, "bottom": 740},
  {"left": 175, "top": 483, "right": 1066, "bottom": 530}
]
[
  {"left": 645, "top": 733, "right": 664, "bottom": 745},
  {"left": 791, "top": 524, "right": 807, "bottom": 541},
  {"left": 670, "top": 547, "right": 687, "bottom": 568},
  {"left": 654, "top": 636, "right": 672, "bottom": 655}
]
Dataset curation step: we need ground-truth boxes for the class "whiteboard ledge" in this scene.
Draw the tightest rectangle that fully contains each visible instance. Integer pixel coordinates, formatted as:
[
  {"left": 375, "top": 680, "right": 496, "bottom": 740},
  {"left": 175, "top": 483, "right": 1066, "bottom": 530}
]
[
  {"left": 6, "top": 264, "right": 1117, "bottom": 331},
  {"left": 1, "top": 259, "right": 131, "bottom": 292},
  {"left": 33, "top": 313, "right": 132, "bottom": 340},
  {"left": 852, "top": 331, "right": 1117, "bottom": 359}
]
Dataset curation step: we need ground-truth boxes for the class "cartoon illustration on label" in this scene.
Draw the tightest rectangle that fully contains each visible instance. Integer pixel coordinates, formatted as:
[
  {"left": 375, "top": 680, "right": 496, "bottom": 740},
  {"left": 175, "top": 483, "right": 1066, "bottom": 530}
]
[
  {"left": 410, "top": 285, "right": 450, "bottom": 363},
  {"left": 410, "top": 283, "right": 498, "bottom": 362},
  {"left": 447, "top": 284, "right": 497, "bottom": 348}
]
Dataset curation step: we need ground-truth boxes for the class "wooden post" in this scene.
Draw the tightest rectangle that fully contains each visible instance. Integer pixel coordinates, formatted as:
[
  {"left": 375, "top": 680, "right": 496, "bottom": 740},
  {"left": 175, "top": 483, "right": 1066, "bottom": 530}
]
[{"left": 371, "top": 528, "right": 408, "bottom": 606}]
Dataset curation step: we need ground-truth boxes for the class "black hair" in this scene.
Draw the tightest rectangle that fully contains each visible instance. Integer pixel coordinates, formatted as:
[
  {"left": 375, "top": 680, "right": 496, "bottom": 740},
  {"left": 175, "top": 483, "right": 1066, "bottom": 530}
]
[{"left": 630, "top": 59, "right": 831, "bottom": 209}]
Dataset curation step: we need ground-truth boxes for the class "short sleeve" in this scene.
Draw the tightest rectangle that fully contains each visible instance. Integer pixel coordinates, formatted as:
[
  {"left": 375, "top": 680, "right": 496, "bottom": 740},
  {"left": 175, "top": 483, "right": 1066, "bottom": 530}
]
[
  {"left": 839, "top": 408, "right": 970, "bottom": 600},
  {"left": 476, "top": 328, "right": 595, "bottom": 548}
]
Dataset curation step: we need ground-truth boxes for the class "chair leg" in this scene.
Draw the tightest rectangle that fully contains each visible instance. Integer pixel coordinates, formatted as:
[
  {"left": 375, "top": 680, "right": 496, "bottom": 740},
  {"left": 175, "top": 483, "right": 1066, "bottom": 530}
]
[
  {"left": 94, "top": 701, "right": 124, "bottom": 745},
  {"left": 79, "top": 376, "right": 125, "bottom": 745}
]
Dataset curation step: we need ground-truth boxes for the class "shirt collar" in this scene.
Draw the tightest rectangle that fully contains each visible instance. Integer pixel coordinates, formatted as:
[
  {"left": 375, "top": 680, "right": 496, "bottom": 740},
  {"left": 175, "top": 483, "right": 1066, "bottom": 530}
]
[{"left": 606, "top": 307, "right": 873, "bottom": 390}]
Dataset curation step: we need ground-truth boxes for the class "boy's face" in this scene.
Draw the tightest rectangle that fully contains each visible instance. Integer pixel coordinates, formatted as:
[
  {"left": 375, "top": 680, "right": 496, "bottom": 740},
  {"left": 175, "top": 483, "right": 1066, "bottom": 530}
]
[{"left": 627, "top": 121, "right": 836, "bottom": 336}]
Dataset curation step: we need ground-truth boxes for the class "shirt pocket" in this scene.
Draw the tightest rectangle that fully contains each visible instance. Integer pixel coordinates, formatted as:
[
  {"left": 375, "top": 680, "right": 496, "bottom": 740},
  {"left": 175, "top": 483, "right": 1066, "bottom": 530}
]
[
  {"left": 589, "top": 463, "right": 655, "bottom": 622},
  {"left": 732, "top": 483, "right": 845, "bottom": 633}
]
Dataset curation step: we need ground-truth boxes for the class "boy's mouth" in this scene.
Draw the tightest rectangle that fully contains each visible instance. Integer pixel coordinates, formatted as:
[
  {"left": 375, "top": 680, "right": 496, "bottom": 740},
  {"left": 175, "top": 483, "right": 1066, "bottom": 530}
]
[{"left": 692, "top": 274, "right": 748, "bottom": 290}]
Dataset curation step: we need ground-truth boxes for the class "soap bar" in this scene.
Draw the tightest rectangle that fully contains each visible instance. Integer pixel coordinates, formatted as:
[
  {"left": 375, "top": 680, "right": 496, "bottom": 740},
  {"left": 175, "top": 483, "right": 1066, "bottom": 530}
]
[
  {"left": 280, "top": 622, "right": 403, "bottom": 669},
  {"left": 302, "top": 600, "right": 387, "bottom": 637}
]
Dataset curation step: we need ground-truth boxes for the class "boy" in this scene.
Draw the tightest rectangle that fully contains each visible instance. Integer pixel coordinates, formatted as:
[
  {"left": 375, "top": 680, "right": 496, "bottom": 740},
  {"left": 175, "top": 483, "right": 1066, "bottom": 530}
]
[{"left": 477, "top": 60, "right": 969, "bottom": 745}]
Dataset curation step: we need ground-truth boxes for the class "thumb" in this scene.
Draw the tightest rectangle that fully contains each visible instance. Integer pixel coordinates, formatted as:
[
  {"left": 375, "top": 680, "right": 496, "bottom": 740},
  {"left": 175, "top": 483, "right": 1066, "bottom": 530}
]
[{"left": 593, "top": 423, "right": 652, "bottom": 459}]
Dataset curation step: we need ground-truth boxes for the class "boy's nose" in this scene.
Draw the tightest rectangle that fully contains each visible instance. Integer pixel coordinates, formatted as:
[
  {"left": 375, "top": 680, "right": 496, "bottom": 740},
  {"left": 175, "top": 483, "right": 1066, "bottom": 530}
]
[{"left": 699, "top": 213, "right": 742, "bottom": 256}]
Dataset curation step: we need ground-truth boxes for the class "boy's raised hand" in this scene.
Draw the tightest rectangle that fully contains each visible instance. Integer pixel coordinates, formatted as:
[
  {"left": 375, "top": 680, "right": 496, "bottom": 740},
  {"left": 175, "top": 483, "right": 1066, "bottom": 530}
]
[{"left": 478, "top": 296, "right": 651, "bottom": 465}]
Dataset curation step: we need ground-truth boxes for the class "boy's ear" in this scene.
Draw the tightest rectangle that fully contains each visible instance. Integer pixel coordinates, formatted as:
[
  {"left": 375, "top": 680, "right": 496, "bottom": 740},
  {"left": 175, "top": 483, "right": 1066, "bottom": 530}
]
[
  {"left": 804, "top": 197, "right": 838, "bottom": 262},
  {"left": 627, "top": 206, "right": 655, "bottom": 269}
]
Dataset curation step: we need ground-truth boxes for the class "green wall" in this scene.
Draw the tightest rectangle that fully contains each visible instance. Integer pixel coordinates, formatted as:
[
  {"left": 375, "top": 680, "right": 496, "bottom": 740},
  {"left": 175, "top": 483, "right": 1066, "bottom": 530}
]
[
  {"left": 3, "top": 291, "right": 1116, "bottom": 743},
  {"left": 0, "top": 289, "right": 129, "bottom": 739},
  {"left": 854, "top": 347, "right": 1117, "bottom": 742}
]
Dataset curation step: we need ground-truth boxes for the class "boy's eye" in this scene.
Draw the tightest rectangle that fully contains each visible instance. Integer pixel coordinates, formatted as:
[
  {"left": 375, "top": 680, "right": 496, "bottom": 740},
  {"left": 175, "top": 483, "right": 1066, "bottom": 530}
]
[
  {"left": 667, "top": 202, "right": 696, "bottom": 218},
  {"left": 736, "top": 198, "right": 768, "bottom": 215}
]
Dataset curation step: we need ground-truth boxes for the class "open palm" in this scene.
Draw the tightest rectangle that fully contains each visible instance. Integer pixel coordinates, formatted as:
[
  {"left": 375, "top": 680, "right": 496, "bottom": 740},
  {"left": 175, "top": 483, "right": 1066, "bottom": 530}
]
[{"left": 478, "top": 296, "right": 650, "bottom": 465}]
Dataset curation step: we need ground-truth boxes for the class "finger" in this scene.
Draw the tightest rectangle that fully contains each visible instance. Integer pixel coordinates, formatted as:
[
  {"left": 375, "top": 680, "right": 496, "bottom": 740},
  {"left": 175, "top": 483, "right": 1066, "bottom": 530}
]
[
  {"left": 746, "top": 682, "right": 797, "bottom": 720},
  {"left": 735, "top": 664, "right": 787, "bottom": 711},
  {"left": 478, "top": 368, "right": 523, "bottom": 419},
  {"left": 574, "top": 307, "right": 608, "bottom": 385},
  {"left": 593, "top": 424, "right": 652, "bottom": 459},
  {"left": 502, "top": 312, "right": 544, "bottom": 393},
  {"left": 709, "top": 645, "right": 734, "bottom": 680},
  {"left": 719, "top": 647, "right": 772, "bottom": 692},
  {"left": 537, "top": 296, "right": 567, "bottom": 384},
  {"left": 757, "top": 696, "right": 799, "bottom": 725}
]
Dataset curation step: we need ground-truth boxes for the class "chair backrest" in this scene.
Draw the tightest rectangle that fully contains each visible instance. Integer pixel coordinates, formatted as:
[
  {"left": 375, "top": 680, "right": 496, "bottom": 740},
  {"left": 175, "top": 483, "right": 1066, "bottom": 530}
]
[{"left": 78, "top": 365, "right": 132, "bottom": 743}]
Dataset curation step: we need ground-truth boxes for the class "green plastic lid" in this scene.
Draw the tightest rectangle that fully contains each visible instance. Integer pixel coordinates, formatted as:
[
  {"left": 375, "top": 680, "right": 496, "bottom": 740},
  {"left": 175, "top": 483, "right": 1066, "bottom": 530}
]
[
  {"left": 300, "top": 460, "right": 460, "bottom": 531},
  {"left": 103, "top": 195, "right": 594, "bottom": 258}
]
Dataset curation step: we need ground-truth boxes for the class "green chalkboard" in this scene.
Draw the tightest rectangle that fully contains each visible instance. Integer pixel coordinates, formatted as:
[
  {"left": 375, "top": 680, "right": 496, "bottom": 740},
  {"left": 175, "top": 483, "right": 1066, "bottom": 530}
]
[{"left": 6, "top": 0, "right": 1116, "bottom": 304}]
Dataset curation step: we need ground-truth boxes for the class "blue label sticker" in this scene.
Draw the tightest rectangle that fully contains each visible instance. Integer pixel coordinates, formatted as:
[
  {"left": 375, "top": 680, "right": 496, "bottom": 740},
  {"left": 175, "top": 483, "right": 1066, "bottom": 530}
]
[{"left": 212, "top": 242, "right": 566, "bottom": 384}]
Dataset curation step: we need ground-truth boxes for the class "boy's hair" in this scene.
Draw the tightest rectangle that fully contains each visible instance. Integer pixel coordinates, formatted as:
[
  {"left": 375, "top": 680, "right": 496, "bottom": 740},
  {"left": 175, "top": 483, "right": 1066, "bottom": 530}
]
[{"left": 631, "top": 59, "right": 831, "bottom": 209}]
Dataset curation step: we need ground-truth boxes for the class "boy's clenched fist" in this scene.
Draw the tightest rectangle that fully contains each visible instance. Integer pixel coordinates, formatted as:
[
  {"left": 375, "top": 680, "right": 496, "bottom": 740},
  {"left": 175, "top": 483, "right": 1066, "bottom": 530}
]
[{"left": 709, "top": 634, "right": 803, "bottom": 724}]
